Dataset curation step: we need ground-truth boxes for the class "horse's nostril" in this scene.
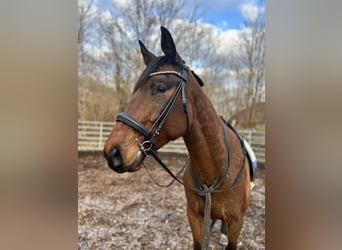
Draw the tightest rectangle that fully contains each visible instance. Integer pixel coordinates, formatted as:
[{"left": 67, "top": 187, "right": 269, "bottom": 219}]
[
  {"left": 111, "top": 147, "right": 122, "bottom": 166},
  {"left": 104, "top": 147, "right": 123, "bottom": 172}
]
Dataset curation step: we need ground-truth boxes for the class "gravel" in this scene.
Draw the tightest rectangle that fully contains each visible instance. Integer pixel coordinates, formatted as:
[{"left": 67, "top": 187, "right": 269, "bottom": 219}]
[{"left": 78, "top": 152, "right": 265, "bottom": 250}]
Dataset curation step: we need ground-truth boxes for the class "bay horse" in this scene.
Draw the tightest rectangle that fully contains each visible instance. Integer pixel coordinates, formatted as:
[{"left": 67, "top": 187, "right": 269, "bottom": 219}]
[{"left": 103, "top": 26, "right": 253, "bottom": 250}]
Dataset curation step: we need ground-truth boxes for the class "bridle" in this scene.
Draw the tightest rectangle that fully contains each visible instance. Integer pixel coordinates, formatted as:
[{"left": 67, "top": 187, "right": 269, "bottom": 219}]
[
  {"left": 115, "top": 61, "right": 247, "bottom": 190},
  {"left": 116, "top": 64, "right": 190, "bottom": 176},
  {"left": 115, "top": 64, "right": 247, "bottom": 189}
]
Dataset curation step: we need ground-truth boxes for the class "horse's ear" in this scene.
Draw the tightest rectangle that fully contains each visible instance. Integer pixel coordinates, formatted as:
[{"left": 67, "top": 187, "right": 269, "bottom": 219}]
[
  {"left": 160, "top": 26, "right": 183, "bottom": 65},
  {"left": 139, "top": 40, "right": 156, "bottom": 65}
]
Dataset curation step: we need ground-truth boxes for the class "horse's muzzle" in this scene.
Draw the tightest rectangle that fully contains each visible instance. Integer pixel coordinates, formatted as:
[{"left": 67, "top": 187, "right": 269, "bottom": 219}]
[{"left": 103, "top": 146, "right": 143, "bottom": 173}]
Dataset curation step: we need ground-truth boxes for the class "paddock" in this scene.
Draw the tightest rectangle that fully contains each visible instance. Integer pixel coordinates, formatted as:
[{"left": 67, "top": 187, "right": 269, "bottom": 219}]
[{"left": 78, "top": 152, "right": 264, "bottom": 249}]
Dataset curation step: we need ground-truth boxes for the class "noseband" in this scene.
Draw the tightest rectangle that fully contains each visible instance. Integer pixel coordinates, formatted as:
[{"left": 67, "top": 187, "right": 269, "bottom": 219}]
[{"left": 116, "top": 65, "right": 189, "bottom": 158}]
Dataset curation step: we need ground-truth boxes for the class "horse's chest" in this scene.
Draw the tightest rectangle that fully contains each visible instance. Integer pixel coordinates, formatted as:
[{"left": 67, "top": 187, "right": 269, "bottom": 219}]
[
  {"left": 186, "top": 191, "right": 240, "bottom": 219},
  {"left": 211, "top": 193, "right": 241, "bottom": 219}
]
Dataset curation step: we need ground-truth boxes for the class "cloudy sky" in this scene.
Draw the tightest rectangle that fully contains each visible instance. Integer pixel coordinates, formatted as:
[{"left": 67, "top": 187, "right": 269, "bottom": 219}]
[
  {"left": 81, "top": 0, "right": 265, "bottom": 75},
  {"left": 98, "top": 0, "right": 265, "bottom": 30},
  {"left": 183, "top": 0, "right": 265, "bottom": 30}
]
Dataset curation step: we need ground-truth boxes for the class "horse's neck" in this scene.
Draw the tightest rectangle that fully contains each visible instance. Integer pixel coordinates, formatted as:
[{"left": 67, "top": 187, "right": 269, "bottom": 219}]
[{"left": 183, "top": 93, "right": 226, "bottom": 185}]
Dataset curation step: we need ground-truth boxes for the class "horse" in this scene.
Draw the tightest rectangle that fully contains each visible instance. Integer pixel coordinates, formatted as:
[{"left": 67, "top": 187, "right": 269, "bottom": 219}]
[{"left": 103, "top": 26, "right": 253, "bottom": 250}]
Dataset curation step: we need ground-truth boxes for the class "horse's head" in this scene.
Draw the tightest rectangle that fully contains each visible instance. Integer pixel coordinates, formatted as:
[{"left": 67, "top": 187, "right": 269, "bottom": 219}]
[{"left": 103, "top": 27, "right": 204, "bottom": 173}]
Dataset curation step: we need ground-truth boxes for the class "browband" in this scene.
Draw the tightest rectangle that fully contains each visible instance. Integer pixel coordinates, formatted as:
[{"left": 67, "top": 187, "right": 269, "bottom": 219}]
[{"left": 149, "top": 70, "right": 187, "bottom": 82}]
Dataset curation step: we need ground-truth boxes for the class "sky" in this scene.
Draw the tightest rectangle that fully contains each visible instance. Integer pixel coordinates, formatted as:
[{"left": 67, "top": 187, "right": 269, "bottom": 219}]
[
  {"left": 183, "top": 0, "right": 265, "bottom": 30},
  {"left": 97, "top": 0, "right": 265, "bottom": 31},
  {"left": 84, "top": 0, "right": 265, "bottom": 69}
]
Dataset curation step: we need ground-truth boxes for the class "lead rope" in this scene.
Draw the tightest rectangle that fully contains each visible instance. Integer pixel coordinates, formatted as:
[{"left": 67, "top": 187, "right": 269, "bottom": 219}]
[{"left": 202, "top": 185, "right": 212, "bottom": 250}]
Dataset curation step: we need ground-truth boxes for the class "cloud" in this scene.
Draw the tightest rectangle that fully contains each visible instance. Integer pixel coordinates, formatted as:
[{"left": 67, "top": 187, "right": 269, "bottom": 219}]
[
  {"left": 172, "top": 19, "right": 243, "bottom": 57},
  {"left": 111, "top": 0, "right": 129, "bottom": 8},
  {"left": 217, "top": 20, "right": 229, "bottom": 30},
  {"left": 98, "top": 10, "right": 112, "bottom": 24},
  {"left": 83, "top": 43, "right": 111, "bottom": 59},
  {"left": 217, "top": 28, "right": 242, "bottom": 55},
  {"left": 192, "top": 21, "right": 242, "bottom": 56},
  {"left": 239, "top": 0, "right": 260, "bottom": 21},
  {"left": 82, "top": 0, "right": 250, "bottom": 78},
  {"left": 79, "top": 0, "right": 99, "bottom": 16}
]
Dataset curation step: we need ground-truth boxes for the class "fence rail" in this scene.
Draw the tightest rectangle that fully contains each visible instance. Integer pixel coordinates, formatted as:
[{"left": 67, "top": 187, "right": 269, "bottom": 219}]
[{"left": 78, "top": 120, "right": 265, "bottom": 163}]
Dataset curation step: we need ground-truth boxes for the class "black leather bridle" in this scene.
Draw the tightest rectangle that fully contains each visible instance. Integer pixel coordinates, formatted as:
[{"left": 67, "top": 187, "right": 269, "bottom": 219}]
[{"left": 115, "top": 65, "right": 190, "bottom": 178}]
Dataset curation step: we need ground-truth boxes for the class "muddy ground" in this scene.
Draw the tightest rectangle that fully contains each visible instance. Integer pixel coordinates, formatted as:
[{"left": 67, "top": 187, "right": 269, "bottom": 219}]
[{"left": 78, "top": 152, "right": 265, "bottom": 250}]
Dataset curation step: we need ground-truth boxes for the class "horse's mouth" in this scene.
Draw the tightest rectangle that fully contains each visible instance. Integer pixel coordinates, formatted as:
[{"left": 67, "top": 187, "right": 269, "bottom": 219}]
[
  {"left": 105, "top": 147, "right": 145, "bottom": 173},
  {"left": 126, "top": 151, "right": 144, "bottom": 172}
]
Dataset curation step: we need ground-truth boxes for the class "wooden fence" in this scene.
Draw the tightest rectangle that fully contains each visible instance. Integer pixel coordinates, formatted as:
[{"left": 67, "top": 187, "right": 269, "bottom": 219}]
[{"left": 78, "top": 120, "right": 265, "bottom": 163}]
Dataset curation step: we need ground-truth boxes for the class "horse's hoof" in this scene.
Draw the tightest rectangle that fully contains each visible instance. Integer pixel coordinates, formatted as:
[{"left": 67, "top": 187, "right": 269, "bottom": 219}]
[{"left": 250, "top": 182, "right": 255, "bottom": 190}]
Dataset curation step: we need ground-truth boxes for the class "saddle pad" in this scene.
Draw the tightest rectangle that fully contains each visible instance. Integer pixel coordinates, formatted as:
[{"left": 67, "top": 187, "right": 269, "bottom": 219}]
[{"left": 243, "top": 139, "right": 258, "bottom": 178}]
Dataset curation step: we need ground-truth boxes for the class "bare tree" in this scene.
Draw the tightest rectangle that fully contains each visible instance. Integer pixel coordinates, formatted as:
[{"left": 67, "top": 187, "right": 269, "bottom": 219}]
[
  {"left": 98, "top": 0, "right": 216, "bottom": 112},
  {"left": 79, "top": 76, "right": 119, "bottom": 121},
  {"left": 78, "top": 0, "right": 99, "bottom": 68},
  {"left": 228, "top": 10, "right": 265, "bottom": 128},
  {"left": 243, "top": 13, "right": 265, "bottom": 127},
  {"left": 78, "top": 0, "right": 97, "bottom": 119},
  {"left": 78, "top": 0, "right": 263, "bottom": 124}
]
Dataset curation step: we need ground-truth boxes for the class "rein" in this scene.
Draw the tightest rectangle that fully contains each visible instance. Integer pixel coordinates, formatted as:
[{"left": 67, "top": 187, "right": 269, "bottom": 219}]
[{"left": 116, "top": 65, "right": 247, "bottom": 250}]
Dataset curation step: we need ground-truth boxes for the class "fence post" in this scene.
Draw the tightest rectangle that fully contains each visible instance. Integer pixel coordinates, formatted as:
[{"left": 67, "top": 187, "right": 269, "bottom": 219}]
[
  {"left": 99, "top": 122, "right": 103, "bottom": 150},
  {"left": 248, "top": 130, "right": 252, "bottom": 144}
]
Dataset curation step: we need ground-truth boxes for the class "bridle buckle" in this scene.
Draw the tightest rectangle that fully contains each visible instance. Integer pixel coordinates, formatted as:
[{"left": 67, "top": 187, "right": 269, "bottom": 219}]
[{"left": 136, "top": 139, "right": 154, "bottom": 156}]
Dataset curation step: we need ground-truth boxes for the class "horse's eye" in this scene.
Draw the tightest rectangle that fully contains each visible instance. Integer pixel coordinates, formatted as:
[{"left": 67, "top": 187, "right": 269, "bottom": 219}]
[
  {"left": 152, "top": 83, "right": 169, "bottom": 95},
  {"left": 157, "top": 85, "right": 167, "bottom": 93}
]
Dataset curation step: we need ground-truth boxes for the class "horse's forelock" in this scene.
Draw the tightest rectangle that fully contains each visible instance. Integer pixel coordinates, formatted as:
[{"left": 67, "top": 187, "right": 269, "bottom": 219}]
[
  {"left": 134, "top": 56, "right": 205, "bottom": 92},
  {"left": 134, "top": 56, "right": 167, "bottom": 92}
]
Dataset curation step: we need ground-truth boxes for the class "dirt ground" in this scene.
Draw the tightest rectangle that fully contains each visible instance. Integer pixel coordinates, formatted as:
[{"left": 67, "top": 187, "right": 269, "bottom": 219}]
[{"left": 78, "top": 152, "right": 265, "bottom": 250}]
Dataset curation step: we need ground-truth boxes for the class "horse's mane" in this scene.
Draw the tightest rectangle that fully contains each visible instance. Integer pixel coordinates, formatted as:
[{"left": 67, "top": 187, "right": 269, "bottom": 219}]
[
  {"left": 191, "top": 70, "right": 204, "bottom": 87},
  {"left": 134, "top": 56, "right": 204, "bottom": 92}
]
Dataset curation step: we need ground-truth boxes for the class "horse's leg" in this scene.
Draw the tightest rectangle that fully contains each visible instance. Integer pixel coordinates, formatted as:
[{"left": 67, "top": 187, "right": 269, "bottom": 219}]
[
  {"left": 210, "top": 219, "right": 217, "bottom": 232},
  {"left": 220, "top": 221, "right": 228, "bottom": 246},
  {"left": 220, "top": 221, "right": 228, "bottom": 235},
  {"left": 225, "top": 216, "right": 244, "bottom": 250},
  {"left": 187, "top": 206, "right": 203, "bottom": 250}
]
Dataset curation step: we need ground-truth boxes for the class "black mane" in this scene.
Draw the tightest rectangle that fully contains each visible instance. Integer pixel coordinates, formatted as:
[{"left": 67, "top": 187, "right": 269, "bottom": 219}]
[
  {"left": 191, "top": 70, "right": 204, "bottom": 87},
  {"left": 134, "top": 56, "right": 204, "bottom": 92}
]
